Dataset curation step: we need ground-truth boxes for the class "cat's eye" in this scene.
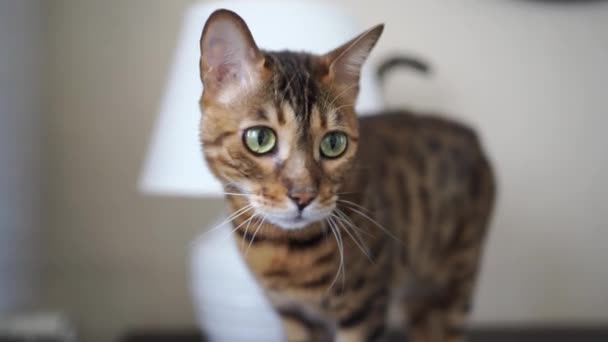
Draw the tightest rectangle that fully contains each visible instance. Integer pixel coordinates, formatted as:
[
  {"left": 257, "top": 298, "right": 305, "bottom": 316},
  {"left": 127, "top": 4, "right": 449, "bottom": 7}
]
[
  {"left": 243, "top": 126, "right": 277, "bottom": 155},
  {"left": 320, "top": 131, "right": 348, "bottom": 159}
]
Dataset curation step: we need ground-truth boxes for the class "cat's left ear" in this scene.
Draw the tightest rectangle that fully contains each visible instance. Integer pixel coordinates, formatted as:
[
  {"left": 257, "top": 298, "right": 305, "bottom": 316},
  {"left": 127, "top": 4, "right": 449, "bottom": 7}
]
[{"left": 320, "top": 24, "right": 384, "bottom": 90}]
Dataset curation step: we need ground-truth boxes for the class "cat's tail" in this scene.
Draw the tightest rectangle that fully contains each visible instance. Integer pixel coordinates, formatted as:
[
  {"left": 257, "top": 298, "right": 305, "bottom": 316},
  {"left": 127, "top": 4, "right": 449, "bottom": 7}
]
[{"left": 376, "top": 54, "right": 431, "bottom": 85}]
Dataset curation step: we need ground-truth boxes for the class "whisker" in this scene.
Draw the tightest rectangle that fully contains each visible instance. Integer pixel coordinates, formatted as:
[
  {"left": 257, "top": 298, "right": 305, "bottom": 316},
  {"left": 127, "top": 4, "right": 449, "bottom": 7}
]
[
  {"left": 331, "top": 213, "right": 372, "bottom": 263},
  {"left": 339, "top": 204, "right": 404, "bottom": 245},
  {"left": 199, "top": 205, "right": 253, "bottom": 238},
  {"left": 223, "top": 204, "right": 253, "bottom": 224},
  {"left": 221, "top": 192, "right": 251, "bottom": 197},
  {"left": 324, "top": 219, "right": 338, "bottom": 291},
  {"left": 235, "top": 213, "right": 257, "bottom": 250},
  {"left": 231, "top": 213, "right": 255, "bottom": 233},
  {"left": 325, "top": 217, "right": 345, "bottom": 293},
  {"left": 332, "top": 217, "right": 347, "bottom": 288},
  {"left": 336, "top": 191, "right": 360, "bottom": 195},
  {"left": 338, "top": 199, "right": 372, "bottom": 214},
  {"left": 333, "top": 211, "right": 376, "bottom": 264},
  {"left": 334, "top": 208, "right": 374, "bottom": 238},
  {"left": 246, "top": 215, "right": 266, "bottom": 256},
  {"left": 334, "top": 210, "right": 373, "bottom": 249}
]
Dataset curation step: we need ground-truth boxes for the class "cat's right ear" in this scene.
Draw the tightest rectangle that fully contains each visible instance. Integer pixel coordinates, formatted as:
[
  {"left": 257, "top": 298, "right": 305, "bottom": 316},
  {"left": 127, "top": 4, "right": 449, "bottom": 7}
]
[{"left": 199, "top": 9, "right": 264, "bottom": 103}]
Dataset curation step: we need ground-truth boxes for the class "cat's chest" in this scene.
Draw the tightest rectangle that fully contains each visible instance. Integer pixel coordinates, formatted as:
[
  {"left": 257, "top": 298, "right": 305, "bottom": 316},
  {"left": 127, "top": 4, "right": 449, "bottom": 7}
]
[{"left": 238, "top": 231, "right": 339, "bottom": 284}]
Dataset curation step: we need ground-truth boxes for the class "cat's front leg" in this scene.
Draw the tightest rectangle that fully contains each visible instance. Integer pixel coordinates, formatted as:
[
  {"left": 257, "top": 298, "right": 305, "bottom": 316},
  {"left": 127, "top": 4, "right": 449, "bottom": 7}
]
[
  {"left": 332, "top": 290, "right": 390, "bottom": 342},
  {"left": 275, "top": 306, "right": 332, "bottom": 342},
  {"left": 335, "top": 322, "right": 388, "bottom": 342}
]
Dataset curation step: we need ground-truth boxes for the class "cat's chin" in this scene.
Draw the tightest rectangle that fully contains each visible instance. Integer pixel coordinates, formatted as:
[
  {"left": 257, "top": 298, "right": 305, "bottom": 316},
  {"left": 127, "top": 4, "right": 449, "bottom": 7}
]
[{"left": 266, "top": 216, "right": 321, "bottom": 230}]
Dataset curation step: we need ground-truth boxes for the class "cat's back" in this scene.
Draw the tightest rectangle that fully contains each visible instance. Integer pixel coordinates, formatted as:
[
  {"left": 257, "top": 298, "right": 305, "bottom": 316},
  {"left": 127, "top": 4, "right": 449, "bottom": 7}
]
[
  {"left": 358, "top": 110, "right": 486, "bottom": 170},
  {"left": 356, "top": 110, "right": 495, "bottom": 228}
]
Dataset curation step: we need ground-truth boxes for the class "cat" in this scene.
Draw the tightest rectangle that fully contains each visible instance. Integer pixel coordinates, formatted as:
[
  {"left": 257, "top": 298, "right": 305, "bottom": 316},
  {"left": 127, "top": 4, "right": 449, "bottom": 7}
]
[{"left": 198, "top": 9, "right": 495, "bottom": 342}]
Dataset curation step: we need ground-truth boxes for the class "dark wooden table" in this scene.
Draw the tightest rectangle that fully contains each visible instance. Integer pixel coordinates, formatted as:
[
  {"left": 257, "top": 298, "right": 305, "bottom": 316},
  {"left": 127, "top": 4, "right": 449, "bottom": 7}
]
[{"left": 122, "top": 326, "right": 608, "bottom": 342}]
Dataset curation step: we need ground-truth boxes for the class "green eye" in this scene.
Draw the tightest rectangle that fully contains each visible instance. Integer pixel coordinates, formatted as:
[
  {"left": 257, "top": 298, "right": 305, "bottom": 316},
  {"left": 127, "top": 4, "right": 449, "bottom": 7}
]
[
  {"left": 243, "top": 126, "right": 277, "bottom": 155},
  {"left": 320, "top": 131, "right": 348, "bottom": 158}
]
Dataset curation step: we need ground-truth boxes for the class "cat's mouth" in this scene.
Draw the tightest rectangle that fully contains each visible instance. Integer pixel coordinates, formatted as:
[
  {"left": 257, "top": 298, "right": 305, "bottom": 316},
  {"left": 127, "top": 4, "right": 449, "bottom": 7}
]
[
  {"left": 265, "top": 213, "right": 316, "bottom": 230},
  {"left": 258, "top": 205, "right": 335, "bottom": 230},
  {"left": 248, "top": 195, "right": 335, "bottom": 230}
]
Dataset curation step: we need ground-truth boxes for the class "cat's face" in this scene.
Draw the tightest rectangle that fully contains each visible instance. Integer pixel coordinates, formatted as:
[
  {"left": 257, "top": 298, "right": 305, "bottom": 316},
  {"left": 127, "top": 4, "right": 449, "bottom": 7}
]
[
  {"left": 201, "top": 87, "right": 358, "bottom": 229},
  {"left": 199, "top": 9, "right": 382, "bottom": 229}
]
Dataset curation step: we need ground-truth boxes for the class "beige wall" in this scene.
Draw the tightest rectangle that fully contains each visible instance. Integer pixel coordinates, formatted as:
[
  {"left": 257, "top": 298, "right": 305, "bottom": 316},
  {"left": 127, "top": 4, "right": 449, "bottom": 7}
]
[{"left": 43, "top": 0, "right": 608, "bottom": 341}]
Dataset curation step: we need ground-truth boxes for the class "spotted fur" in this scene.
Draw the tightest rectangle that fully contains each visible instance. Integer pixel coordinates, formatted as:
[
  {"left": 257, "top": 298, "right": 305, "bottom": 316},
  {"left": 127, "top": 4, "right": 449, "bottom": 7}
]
[{"left": 198, "top": 9, "right": 495, "bottom": 342}]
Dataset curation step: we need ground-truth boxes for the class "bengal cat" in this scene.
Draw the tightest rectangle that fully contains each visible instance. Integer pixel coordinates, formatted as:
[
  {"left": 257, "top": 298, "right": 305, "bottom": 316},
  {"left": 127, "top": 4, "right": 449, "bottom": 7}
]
[{"left": 198, "top": 9, "right": 495, "bottom": 342}]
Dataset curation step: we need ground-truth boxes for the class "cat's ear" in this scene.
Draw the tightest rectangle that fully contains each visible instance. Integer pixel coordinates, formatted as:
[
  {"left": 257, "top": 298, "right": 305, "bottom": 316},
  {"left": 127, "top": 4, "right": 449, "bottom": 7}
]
[
  {"left": 320, "top": 24, "right": 384, "bottom": 91},
  {"left": 199, "top": 9, "right": 264, "bottom": 102}
]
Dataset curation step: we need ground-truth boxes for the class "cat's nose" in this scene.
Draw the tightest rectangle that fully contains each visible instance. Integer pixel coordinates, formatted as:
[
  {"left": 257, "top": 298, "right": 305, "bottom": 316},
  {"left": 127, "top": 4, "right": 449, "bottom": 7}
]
[{"left": 287, "top": 191, "right": 317, "bottom": 211}]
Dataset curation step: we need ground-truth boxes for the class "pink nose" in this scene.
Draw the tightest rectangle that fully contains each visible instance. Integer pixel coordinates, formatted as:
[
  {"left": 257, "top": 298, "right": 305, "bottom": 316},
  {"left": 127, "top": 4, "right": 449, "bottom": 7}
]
[{"left": 287, "top": 191, "right": 317, "bottom": 211}]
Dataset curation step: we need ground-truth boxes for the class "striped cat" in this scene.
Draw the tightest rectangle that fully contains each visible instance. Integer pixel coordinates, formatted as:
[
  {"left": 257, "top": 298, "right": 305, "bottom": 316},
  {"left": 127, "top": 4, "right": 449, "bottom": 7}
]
[{"left": 198, "top": 9, "right": 495, "bottom": 342}]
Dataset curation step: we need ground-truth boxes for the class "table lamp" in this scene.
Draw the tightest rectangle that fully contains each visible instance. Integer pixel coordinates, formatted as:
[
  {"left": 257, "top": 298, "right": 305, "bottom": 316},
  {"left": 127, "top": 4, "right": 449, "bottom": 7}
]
[{"left": 138, "top": 1, "right": 385, "bottom": 341}]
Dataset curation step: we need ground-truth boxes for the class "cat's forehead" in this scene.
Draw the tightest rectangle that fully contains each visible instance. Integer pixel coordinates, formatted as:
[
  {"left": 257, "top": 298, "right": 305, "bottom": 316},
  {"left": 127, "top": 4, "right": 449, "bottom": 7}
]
[{"left": 264, "top": 51, "right": 328, "bottom": 123}]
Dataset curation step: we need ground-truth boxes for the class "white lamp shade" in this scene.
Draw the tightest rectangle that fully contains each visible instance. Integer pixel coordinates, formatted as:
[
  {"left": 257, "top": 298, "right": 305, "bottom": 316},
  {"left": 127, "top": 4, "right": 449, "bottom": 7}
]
[{"left": 139, "top": 0, "right": 384, "bottom": 196}]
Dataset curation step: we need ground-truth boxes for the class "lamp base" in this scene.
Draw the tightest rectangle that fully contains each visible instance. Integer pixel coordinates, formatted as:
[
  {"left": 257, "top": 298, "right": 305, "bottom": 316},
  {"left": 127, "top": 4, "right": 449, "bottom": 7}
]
[{"left": 190, "top": 215, "right": 283, "bottom": 342}]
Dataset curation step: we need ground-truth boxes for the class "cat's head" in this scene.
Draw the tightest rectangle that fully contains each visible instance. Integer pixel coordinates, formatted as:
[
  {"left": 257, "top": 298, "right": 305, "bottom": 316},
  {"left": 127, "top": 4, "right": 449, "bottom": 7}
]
[{"left": 199, "top": 9, "right": 382, "bottom": 229}]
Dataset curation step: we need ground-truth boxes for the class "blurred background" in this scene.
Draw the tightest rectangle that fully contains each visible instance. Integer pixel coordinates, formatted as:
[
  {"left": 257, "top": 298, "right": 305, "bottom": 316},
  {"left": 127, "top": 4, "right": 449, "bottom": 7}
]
[{"left": 1, "top": 0, "right": 607, "bottom": 341}]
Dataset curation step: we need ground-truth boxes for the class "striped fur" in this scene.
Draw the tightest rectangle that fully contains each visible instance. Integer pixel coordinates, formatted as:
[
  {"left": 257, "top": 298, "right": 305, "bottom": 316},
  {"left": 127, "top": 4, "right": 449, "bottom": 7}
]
[{"left": 198, "top": 9, "right": 495, "bottom": 342}]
